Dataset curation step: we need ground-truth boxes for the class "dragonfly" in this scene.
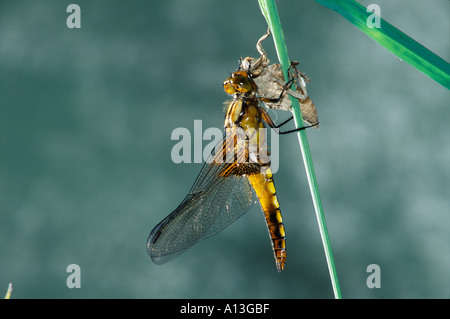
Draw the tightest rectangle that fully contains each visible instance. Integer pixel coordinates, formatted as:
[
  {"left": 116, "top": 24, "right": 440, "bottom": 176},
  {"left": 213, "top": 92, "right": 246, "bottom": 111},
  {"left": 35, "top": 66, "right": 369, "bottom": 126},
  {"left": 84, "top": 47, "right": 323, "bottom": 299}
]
[{"left": 147, "top": 42, "right": 318, "bottom": 272}]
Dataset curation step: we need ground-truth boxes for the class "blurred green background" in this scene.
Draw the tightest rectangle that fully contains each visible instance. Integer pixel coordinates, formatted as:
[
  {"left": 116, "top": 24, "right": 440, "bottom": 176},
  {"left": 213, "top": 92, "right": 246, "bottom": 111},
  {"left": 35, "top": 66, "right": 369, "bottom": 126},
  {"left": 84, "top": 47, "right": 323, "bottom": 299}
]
[{"left": 0, "top": 0, "right": 448, "bottom": 299}]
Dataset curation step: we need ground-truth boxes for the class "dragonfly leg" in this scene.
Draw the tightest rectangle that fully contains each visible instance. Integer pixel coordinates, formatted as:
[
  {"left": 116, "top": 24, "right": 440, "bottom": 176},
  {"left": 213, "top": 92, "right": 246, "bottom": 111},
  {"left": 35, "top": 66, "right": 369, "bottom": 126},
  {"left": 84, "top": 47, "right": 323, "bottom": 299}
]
[
  {"left": 277, "top": 122, "right": 319, "bottom": 135},
  {"left": 260, "top": 107, "right": 319, "bottom": 135}
]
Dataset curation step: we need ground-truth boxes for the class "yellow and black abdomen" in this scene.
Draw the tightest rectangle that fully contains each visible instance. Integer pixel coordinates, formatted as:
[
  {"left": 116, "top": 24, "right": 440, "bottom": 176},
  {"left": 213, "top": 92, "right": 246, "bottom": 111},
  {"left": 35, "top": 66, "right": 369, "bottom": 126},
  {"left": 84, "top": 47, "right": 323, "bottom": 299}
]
[{"left": 248, "top": 166, "right": 286, "bottom": 272}]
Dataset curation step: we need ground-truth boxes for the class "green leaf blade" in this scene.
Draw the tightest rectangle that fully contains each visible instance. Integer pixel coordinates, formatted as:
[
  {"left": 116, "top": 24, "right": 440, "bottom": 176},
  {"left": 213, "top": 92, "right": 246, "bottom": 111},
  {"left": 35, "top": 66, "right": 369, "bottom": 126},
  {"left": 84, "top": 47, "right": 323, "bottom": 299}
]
[{"left": 314, "top": 0, "right": 450, "bottom": 89}]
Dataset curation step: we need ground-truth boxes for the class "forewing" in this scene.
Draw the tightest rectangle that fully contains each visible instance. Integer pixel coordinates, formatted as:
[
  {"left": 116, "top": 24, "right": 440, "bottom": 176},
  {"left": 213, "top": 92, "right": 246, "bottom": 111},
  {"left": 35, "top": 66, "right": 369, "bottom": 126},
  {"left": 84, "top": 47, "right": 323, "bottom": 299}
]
[{"left": 147, "top": 133, "right": 258, "bottom": 265}]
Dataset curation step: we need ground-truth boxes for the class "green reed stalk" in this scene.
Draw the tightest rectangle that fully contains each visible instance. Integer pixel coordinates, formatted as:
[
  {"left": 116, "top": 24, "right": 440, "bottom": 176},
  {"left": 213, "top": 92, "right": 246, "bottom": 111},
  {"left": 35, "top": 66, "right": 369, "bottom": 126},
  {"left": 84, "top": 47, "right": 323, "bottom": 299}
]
[{"left": 258, "top": 0, "right": 342, "bottom": 299}]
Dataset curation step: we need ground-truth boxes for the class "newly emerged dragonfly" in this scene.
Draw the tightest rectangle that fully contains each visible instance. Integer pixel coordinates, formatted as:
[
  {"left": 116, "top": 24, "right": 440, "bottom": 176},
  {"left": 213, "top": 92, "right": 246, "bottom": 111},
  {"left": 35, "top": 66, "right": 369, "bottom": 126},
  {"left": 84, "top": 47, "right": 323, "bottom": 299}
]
[{"left": 147, "top": 35, "right": 318, "bottom": 272}]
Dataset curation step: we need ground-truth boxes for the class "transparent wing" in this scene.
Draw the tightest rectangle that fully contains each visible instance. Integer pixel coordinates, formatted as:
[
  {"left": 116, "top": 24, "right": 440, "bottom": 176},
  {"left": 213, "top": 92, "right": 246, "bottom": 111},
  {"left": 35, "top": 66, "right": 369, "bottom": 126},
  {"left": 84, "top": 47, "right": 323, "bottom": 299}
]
[{"left": 147, "top": 132, "right": 259, "bottom": 265}]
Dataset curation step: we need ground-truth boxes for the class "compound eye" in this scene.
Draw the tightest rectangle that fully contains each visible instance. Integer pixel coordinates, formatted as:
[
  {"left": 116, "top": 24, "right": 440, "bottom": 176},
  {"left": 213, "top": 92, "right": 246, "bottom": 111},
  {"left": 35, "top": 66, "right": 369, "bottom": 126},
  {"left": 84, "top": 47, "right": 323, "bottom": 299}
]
[
  {"left": 232, "top": 75, "right": 252, "bottom": 93},
  {"left": 223, "top": 78, "right": 237, "bottom": 94},
  {"left": 223, "top": 71, "right": 253, "bottom": 94}
]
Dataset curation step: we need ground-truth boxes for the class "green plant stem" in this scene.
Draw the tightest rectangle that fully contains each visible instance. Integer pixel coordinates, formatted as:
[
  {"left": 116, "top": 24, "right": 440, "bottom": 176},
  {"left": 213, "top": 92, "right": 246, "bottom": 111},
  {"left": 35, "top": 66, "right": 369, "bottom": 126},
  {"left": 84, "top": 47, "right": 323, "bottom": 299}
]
[
  {"left": 258, "top": 0, "right": 342, "bottom": 299},
  {"left": 314, "top": 0, "right": 450, "bottom": 89}
]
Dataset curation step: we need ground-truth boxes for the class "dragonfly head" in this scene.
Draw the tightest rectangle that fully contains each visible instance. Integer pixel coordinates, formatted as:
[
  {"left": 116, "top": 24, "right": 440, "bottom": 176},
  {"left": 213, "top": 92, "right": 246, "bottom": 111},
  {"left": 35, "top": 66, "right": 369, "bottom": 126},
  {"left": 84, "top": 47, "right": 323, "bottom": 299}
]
[{"left": 223, "top": 70, "right": 255, "bottom": 95}]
